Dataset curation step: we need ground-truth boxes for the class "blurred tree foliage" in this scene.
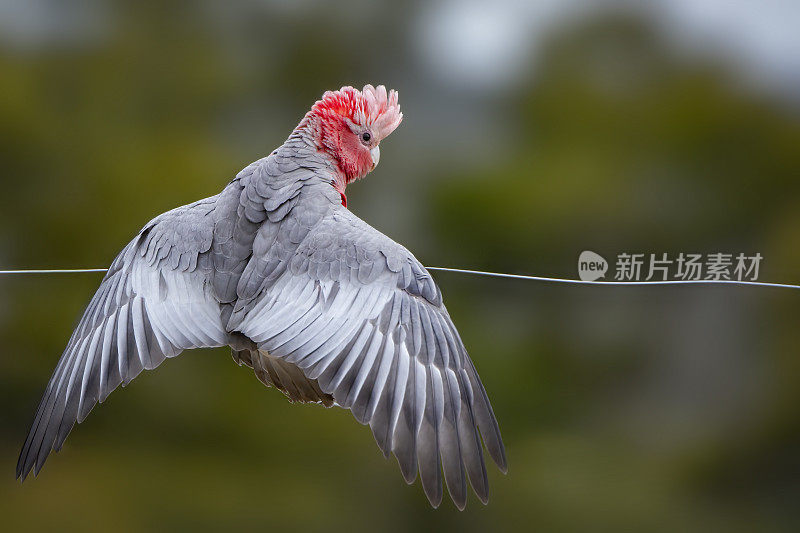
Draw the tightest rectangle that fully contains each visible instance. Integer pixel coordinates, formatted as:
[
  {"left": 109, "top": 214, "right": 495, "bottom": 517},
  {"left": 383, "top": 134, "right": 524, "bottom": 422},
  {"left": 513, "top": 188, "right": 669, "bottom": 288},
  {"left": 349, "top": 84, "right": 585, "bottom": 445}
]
[
  {"left": 1, "top": 4, "right": 799, "bottom": 532},
  {"left": 425, "top": 14, "right": 800, "bottom": 533},
  {"left": 431, "top": 16, "right": 800, "bottom": 274}
]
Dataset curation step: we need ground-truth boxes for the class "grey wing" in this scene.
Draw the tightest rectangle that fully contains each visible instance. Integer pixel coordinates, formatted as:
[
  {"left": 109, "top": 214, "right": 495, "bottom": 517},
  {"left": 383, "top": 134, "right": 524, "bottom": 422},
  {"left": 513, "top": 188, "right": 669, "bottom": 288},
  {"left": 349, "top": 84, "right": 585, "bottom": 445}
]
[
  {"left": 231, "top": 210, "right": 507, "bottom": 509},
  {"left": 17, "top": 199, "right": 229, "bottom": 480}
]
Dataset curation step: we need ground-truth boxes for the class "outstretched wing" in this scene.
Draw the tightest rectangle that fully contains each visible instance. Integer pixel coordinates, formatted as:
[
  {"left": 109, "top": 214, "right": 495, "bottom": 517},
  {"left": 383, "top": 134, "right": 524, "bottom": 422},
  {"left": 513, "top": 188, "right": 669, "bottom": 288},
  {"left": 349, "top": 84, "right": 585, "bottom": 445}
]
[
  {"left": 231, "top": 208, "right": 507, "bottom": 509},
  {"left": 17, "top": 198, "right": 229, "bottom": 480}
]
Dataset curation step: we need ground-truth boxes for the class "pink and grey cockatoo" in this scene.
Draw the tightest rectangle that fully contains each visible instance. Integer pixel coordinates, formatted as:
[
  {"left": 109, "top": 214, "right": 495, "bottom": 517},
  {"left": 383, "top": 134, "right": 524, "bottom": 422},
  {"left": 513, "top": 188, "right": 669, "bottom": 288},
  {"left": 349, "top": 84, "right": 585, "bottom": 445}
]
[{"left": 17, "top": 85, "right": 506, "bottom": 509}]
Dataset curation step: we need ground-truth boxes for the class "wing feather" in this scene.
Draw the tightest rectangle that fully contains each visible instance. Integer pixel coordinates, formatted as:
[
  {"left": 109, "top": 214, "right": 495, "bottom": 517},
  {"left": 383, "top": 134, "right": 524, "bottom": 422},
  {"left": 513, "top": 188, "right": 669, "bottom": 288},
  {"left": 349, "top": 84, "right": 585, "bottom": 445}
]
[
  {"left": 392, "top": 358, "right": 418, "bottom": 483},
  {"left": 417, "top": 364, "right": 443, "bottom": 507},
  {"left": 98, "top": 312, "right": 120, "bottom": 403}
]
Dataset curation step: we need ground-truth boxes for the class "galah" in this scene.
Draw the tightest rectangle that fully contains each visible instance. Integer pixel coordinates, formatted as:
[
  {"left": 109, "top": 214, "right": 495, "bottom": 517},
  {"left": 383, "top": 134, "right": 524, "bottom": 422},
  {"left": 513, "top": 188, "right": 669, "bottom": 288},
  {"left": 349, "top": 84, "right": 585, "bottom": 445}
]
[{"left": 17, "top": 85, "right": 506, "bottom": 509}]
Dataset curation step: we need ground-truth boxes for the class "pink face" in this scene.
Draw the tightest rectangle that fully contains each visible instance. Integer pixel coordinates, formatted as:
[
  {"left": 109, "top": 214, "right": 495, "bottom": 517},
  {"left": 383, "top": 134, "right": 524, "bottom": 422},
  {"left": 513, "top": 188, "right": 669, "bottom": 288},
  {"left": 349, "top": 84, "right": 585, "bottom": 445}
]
[
  {"left": 302, "top": 85, "right": 402, "bottom": 200},
  {"left": 316, "top": 113, "right": 380, "bottom": 183}
]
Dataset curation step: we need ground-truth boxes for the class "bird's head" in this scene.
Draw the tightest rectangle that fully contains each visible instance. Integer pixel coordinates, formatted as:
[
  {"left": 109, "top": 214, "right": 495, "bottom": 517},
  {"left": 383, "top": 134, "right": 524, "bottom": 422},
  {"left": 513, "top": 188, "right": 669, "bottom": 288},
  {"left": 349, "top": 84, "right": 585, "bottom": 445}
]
[{"left": 298, "top": 85, "right": 402, "bottom": 203}]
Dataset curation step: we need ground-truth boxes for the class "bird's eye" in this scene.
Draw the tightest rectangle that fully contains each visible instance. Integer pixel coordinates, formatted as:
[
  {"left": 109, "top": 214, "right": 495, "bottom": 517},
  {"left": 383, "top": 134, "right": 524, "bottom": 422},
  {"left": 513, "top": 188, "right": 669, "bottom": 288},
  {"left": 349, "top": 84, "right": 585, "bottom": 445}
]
[{"left": 361, "top": 132, "right": 371, "bottom": 143}]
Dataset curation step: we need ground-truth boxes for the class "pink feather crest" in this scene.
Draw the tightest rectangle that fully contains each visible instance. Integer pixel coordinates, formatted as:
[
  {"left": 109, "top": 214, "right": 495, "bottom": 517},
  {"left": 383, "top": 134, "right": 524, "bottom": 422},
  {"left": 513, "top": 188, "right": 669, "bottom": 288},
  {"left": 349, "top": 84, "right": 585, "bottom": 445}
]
[{"left": 310, "top": 84, "right": 402, "bottom": 141}]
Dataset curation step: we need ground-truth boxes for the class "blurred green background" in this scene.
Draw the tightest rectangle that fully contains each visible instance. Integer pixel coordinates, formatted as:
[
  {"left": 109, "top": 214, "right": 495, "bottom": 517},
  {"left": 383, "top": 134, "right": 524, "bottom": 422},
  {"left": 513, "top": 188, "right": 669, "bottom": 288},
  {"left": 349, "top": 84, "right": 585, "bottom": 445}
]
[{"left": 2, "top": 1, "right": 800, "bottom": 531}]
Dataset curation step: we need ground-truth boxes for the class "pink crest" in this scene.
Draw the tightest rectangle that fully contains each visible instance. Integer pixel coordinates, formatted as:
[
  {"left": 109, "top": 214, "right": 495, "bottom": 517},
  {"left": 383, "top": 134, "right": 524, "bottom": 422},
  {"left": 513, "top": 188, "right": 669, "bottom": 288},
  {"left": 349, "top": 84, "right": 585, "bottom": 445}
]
[{"left": 310, "top": 84, "right": 403, "bottom": 141}]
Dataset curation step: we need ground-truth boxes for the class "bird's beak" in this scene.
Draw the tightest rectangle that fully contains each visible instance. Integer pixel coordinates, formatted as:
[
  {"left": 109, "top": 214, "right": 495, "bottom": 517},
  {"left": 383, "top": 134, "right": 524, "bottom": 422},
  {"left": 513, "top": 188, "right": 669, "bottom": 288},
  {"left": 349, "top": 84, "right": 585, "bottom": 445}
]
[{"left": 370, "top": 146, "right": 380, "bottom": 169}]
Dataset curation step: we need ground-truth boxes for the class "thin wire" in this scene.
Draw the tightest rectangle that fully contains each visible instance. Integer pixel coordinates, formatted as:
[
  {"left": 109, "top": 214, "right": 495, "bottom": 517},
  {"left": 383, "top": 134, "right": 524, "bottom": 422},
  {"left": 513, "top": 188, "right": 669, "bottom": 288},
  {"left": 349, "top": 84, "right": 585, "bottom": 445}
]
[
  {"left": 425, "top": 267, "right": 800, "bottom": 290},
  {"left": 0, "top": 269, "right": 108, "bottom": 274},
  {"left": 0, "top": 266, "right": 798, "bottom": 290}
]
